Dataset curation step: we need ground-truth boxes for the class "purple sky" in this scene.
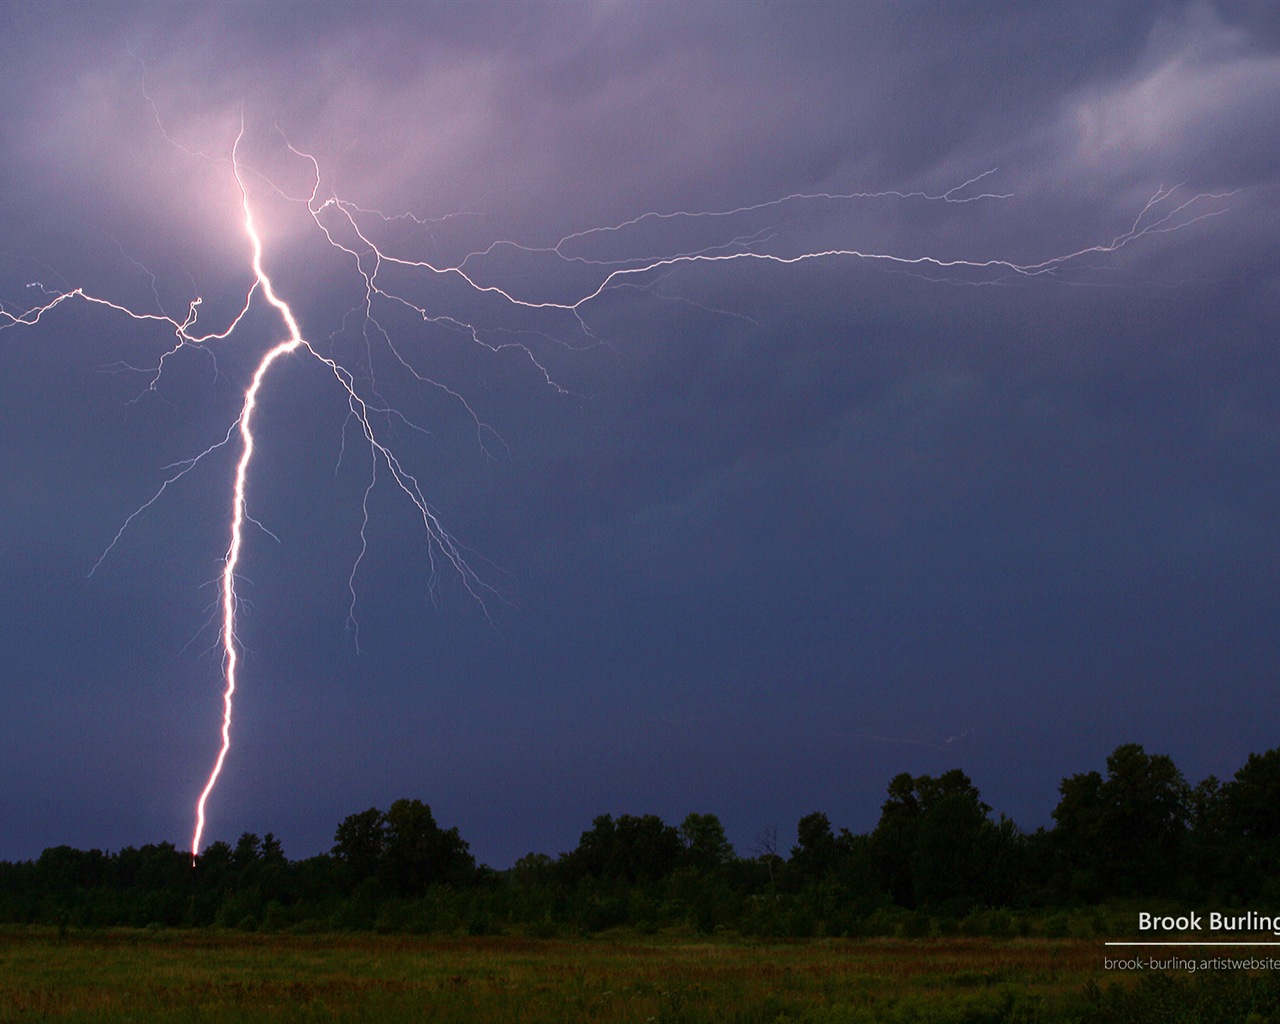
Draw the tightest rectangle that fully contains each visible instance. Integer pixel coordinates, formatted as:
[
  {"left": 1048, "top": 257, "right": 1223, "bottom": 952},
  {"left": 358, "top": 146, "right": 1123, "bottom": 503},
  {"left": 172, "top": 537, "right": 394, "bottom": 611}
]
[{"left": 1, "top": 1, "right": 1278, "bottom": 867}]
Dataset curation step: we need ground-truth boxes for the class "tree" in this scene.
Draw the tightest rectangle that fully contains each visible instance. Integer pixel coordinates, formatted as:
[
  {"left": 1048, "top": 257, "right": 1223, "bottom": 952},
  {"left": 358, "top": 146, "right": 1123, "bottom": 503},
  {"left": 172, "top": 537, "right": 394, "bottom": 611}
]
[
  {"left": 510, "top": 852, "right": 554, "bottom": 888},
  {"left": 564, "top": 814, "right": 682, "bottom": 885},
  {"left": 1050, "top": 744, "right": 1189, "bottom": 898},
  {"left": 790, "top": 812, "right": 839, "bottom": 884},
  {"left": 382, "top": 798, "right": 475, "bottom": 893},
  {"left": 1221, "top": 748, "right": 1280, "bottom": 842},
  {"left": 679, "top": 813, "right": 734, "bottom": 872},
  {"left": 195, "top": 841, "right": 233, "bottom": 885},
  {"left": 1104, "top": 744, "right": 1189, "bottom": 893},
  {"left": 261, "top": 833, "right": 285, "bottom": 864},
  {"left": 910, "top": 777, "right": 1006, "bottom": 910},
  {"left": 1185, "top": 775, "right": 1227, "bottom": 896},
  {"left": 1050, "top": 769, "right": 1107, "bottom": 899},
  {"left": 1216, "top": 747, "right": 1280, "bottom": 898},
  {"left": 871, "top": 769, "right": 1009, "bottom": 910},
  {"left": 872, "top": 773, "right": 924, "bottom": 906},
  {"left": 232, "top": 833, "right": 262, "bottom": 873},
  {"left": 332, "top": 807, "right": 386, "bottom": 882},
  {"left": 36, "top": 846, "right": 107, "bottom": 892}
]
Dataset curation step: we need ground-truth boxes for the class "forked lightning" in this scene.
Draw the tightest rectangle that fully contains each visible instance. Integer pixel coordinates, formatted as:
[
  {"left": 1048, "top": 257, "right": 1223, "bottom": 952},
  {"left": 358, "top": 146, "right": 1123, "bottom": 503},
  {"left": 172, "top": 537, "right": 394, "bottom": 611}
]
[{"left": 0, "top": 112, "right": 1234, "bottom": 860}]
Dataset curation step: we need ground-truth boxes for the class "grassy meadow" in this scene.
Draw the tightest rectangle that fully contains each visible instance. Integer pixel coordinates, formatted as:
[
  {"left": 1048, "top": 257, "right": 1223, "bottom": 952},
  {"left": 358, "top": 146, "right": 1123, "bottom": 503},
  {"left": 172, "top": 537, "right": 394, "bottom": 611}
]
[{"left": 0, "top": 926, "right": 1125, "bottom": 1024}]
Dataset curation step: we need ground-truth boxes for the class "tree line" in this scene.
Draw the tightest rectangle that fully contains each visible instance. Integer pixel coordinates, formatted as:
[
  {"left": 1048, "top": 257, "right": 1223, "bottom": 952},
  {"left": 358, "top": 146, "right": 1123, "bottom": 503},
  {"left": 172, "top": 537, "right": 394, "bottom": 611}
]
[{"left": 2, "top": 742, "right": 1277, "bottom": 936}]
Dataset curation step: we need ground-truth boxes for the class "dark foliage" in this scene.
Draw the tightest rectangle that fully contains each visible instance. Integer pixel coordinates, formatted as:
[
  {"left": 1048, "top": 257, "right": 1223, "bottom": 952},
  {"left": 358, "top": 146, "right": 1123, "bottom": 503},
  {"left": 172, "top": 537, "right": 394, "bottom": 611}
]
[
  {"left": 3, "top": 743, "right": 1277, "bottom": 937},
  {"left": 1082, "top": 969, "right": 1280, "bottom": 1023}
]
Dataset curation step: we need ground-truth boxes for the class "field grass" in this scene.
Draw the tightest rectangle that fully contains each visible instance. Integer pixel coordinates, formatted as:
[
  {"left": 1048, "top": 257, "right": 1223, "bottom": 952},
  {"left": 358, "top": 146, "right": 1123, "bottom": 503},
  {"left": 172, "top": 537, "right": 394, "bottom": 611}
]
[{"left": 0, "top": 926, "right": 1110, "bottom": 1023}]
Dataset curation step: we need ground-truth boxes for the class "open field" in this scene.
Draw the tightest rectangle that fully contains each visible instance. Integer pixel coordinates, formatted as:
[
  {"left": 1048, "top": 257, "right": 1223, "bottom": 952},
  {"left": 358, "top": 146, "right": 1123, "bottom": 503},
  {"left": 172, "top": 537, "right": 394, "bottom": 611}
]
[{"left": 0, "top": 927, "right": 1112, "bottom": 1024}]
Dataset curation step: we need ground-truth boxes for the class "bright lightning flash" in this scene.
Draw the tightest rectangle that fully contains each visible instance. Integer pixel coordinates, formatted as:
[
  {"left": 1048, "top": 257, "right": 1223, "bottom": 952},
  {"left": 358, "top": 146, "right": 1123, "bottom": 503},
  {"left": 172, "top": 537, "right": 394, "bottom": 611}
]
[
  {"left": 0, "top": 111, "right": 1235, "bottom": 862},
  {"left": 194, "top": 126, "right": 306, "bottom": 860}
]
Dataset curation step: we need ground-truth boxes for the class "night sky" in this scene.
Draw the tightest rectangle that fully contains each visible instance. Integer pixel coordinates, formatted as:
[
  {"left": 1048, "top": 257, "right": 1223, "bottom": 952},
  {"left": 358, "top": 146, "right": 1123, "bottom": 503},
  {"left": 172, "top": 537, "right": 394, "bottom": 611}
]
[{"left": 1, "top": 1, "right": 1278, "bottom": 868}]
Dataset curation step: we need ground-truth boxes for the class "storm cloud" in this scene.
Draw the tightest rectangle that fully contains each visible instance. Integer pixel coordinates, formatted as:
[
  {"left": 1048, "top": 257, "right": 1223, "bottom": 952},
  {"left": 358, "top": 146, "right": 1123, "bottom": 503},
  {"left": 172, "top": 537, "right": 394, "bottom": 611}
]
[{"left": 1, "top": 1, "right": 1277, "bottom": 866}]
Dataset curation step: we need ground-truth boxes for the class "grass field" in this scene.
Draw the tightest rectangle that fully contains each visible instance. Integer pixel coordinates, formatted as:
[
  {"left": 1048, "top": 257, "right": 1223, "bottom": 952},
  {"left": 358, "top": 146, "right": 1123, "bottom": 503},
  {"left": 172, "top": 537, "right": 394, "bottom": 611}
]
[{"left": 0, "top": 926, "right": 1114, "bottom": 1023}]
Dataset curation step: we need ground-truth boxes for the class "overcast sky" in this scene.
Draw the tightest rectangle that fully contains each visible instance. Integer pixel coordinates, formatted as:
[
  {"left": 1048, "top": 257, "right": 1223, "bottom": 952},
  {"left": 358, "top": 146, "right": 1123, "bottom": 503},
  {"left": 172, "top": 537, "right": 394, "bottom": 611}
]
[{"left": 1, "top": 1, "right": 1278, "bottom": 867}]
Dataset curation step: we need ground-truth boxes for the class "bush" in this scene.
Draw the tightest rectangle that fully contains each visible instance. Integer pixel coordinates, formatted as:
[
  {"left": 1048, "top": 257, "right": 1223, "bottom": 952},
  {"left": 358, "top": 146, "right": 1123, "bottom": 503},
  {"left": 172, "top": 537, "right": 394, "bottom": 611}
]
[{"left": 1080, "top": 971, "right": 1280, "bottom": 1023}]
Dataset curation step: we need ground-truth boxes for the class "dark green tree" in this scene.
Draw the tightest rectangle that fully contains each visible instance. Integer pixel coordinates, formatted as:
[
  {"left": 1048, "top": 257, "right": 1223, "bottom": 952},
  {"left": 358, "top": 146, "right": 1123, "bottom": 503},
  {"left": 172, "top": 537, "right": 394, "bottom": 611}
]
[
  {"left": 231, "top": 833, "right": 262, "bottom": 873},
  {"left": 1217, "top": 747, "right": 1280, "bottom": 898},
  {"left": 1050, "top": 744, "right": 1189, "bottom": 898},
  {"left": 382, "top": 798, "right": 475, "bottom": 894},
  {"left": 678, "top": 813, "right": 734, "bottom": 872},
  {"left": 871, "top": 769, "right": 1011, "bottom": 910},
  {"left": 261, "top": 833, "right": 285, "bottom": 864},
  {"left": 1050, "top": 770, "right": 1105, "bottom": 891},
  {"left": 789, "top": 812, "right": 840, "bottom": 884},
  {"left": 332, "top": 807, "right": 387, "bottom": 882},
  {"left": 564, "top": 813, "right": 682, "bottom": 885},
  {"left": 871, "top": 773, "right": 924, "bottom": 906}
]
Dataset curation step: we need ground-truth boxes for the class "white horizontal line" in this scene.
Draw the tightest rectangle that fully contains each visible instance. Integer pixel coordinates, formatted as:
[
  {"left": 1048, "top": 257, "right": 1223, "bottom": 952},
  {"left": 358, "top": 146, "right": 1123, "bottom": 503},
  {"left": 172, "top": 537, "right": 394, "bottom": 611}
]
[{"left": 1104, "top": 942, "right": 1280, "bottom": 946}]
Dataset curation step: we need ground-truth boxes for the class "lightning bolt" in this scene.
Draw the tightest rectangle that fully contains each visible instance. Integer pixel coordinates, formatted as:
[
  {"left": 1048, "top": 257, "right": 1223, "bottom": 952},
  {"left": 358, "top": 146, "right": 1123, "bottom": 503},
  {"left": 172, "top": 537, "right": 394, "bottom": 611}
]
[
  {"left": 193, "top": 121, "right": 494, "bottom": 858},
  {"left": 0, "top": 104, "right": 1235, "bottom": 861},
  {"left": 192, "top": 123, "right": 303, "bottom": 860}
]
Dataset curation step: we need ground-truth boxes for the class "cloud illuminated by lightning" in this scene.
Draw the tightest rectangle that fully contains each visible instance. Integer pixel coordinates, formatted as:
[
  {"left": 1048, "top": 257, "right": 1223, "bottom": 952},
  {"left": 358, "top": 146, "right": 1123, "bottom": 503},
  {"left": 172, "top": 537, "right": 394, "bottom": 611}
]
[{"left": 0, "top": 105, "right": 1235, "bottom": 860}]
